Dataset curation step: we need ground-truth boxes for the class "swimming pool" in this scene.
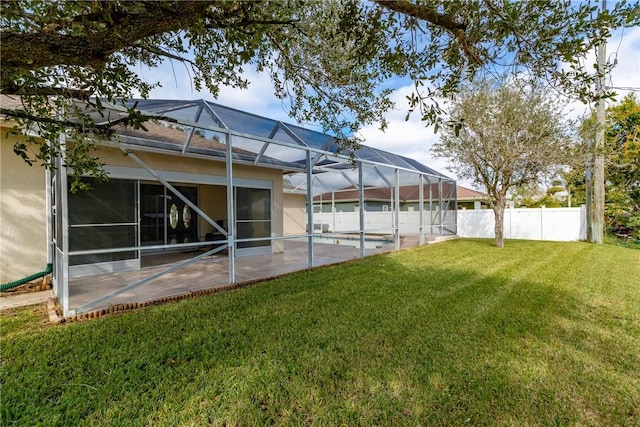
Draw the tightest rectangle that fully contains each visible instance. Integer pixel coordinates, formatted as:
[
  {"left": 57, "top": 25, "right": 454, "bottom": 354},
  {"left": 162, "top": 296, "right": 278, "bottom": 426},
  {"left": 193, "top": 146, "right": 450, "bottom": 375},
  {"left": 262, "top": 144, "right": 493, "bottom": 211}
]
[{"left": 296, "top": 235, "right": 394, "bottom": 249}]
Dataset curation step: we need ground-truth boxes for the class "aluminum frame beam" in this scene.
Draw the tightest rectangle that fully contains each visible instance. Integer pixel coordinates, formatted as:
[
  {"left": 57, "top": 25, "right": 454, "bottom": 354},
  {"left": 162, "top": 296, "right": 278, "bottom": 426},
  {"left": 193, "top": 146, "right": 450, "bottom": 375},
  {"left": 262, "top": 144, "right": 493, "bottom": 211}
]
[
  {"left": 358, "top": 161, "right": 365, "bottom": 257},
  {"left": 394, "top": 169, "right": 400, "bottom": 250},
  {"left": 419, "top": 175, "right": 425, "bottom": 245},
  {"left": 226, "top": 133, "right": 236, "bottom": 284},
  {"left": 101, "top": 101, "right": 449, "bottom": 182}
]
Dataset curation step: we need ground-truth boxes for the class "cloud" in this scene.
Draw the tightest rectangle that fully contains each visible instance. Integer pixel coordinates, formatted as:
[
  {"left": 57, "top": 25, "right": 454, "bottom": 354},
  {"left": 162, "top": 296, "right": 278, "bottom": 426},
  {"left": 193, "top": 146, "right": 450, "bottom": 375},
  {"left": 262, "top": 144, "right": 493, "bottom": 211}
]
[
  {"left": 608, "top": 26, "right": 640, "bottom": 98},
  {"left": 356, "top": 83, "right": 465, "bottom": 183},
  {"left": 140, "top": 63, "right": 292, "bottom": 122}
]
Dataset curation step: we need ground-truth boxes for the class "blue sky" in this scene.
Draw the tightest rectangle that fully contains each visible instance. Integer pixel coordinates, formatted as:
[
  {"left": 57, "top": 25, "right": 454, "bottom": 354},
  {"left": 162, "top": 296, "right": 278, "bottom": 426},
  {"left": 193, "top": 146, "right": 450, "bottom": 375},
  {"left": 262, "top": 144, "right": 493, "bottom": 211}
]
[{"left": 139, "top": 26, "right": 640, "bottom": 188}]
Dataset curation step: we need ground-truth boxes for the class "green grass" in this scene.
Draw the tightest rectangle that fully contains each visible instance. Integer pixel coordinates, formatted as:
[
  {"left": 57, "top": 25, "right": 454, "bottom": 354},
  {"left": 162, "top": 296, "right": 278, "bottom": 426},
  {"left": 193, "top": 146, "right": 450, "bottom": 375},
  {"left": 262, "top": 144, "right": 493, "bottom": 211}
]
[
  {"left": 2, "top": 239, "right": 639, "bottom": 426},
  {"left": 604, "top": 232, "right": 640, "bottom": 250}
]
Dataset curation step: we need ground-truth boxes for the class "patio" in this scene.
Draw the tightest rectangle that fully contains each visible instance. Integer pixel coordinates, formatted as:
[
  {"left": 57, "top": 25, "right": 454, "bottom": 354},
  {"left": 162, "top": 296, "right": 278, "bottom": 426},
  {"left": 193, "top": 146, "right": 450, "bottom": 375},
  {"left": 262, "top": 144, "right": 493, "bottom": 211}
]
[{"left": 68, "top": 238, "right": 407, "bottom": 313}]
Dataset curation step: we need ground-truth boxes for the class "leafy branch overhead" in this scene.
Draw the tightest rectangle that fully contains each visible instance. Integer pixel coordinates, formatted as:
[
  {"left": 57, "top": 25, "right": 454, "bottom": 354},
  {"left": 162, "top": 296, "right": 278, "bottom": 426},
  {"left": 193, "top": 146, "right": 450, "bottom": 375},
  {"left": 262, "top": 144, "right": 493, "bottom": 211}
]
[{"left": 1, "top": 0, "right": 638, "bottom": 185}]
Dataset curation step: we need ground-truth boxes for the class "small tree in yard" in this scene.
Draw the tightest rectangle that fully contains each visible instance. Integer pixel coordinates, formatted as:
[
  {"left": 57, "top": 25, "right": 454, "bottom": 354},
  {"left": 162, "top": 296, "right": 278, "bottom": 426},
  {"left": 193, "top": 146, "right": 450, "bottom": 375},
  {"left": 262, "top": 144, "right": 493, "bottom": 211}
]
[{"left": 434, "top": 78, "right": 573, "bottom": 247}]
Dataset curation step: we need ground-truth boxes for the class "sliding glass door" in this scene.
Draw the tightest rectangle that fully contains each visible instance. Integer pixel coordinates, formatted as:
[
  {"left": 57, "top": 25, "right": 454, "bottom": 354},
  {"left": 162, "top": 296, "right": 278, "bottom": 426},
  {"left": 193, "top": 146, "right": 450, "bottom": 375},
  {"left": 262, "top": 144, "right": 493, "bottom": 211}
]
[
  {"left": 235, "top": 187, "right": 271, "bottom": 254},
  {"left": 140, "top": 183, "right": 199, "bottom": 247},
  {"left": 67, "top": 178, "right": 138, "bottom": 276}
]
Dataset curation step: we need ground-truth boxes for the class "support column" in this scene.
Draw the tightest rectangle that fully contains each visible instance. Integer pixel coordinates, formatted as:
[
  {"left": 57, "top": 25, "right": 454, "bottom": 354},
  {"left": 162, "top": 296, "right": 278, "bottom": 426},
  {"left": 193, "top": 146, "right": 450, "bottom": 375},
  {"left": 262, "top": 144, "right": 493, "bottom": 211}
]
[
  {"left": 358, "top": 161, "right": 365, "bottom": 257},
  {"left": 395, "top": 169, "right": 400, "bottom": 250},
  {"left": 419, "top": 175, "right": 424, "bottom": 245},
  {"left": 306, "top": 150, "right": 314, "bottom": 267},
  {"left": 429, "top": 179, "right": 433, "bottom": 234},
  {"left": 331, "top": 191, "right": 335, "bottom": 233},
  {"left": 439, "top": 178, "right": 444, "bottom": 235},
  {"left": 226, "top": 133, "right": 235, "bottom": 283},
  {"left": 60, "top": 138, "right": 70, "bottom": 316}
]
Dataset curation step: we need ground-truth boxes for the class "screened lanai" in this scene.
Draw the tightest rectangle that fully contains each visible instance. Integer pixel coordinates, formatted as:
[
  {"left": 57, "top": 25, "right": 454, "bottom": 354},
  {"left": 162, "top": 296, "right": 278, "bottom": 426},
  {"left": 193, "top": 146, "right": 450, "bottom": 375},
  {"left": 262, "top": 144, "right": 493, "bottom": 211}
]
[{"left": 51, "top": 99, "right": 456, "bottom": 316}]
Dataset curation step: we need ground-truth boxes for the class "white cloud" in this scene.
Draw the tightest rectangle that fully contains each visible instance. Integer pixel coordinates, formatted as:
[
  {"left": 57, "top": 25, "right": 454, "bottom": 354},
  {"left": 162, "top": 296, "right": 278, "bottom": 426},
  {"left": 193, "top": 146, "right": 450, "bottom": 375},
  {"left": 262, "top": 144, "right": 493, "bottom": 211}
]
[
  {"left": 608, "top": 26, "right": 640, "bottom": 98},
  {"left": 356, "top": 83, "right": 468, "bottom": 184},
  {"left": 140, "top": 63, "right": 292, "bottom": 122}
]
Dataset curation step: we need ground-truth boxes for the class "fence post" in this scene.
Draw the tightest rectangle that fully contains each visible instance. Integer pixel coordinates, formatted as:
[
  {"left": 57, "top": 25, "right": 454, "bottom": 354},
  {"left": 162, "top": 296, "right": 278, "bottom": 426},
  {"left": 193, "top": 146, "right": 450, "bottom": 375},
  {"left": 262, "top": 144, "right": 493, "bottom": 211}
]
[
  {"left": 580, "top": 205, "right": 587, "bottom": 240},
  {"left": 540, "top": 205, "right": 546, "bottom": 240}
]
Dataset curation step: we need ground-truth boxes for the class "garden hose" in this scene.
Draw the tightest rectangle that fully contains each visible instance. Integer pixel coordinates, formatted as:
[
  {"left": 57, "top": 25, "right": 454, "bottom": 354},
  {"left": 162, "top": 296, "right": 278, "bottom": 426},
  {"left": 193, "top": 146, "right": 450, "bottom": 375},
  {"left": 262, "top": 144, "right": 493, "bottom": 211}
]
[{"left": 0, "top": 263, "right": 52, "bottom": 291}]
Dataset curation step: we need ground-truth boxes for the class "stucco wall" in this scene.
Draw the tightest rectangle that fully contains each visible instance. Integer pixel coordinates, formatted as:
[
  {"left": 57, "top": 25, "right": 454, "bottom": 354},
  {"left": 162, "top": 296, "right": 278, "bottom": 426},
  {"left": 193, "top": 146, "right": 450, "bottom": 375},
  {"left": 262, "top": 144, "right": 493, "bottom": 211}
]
[
  {"left": 0, "top": 131, "right": 47, "bottom": 283},
  {"left": 283, "top": 193, "right": 307, "bottom": 235},
  {"left": 198, "top": 185, "right": 227, "bottom": 239}
]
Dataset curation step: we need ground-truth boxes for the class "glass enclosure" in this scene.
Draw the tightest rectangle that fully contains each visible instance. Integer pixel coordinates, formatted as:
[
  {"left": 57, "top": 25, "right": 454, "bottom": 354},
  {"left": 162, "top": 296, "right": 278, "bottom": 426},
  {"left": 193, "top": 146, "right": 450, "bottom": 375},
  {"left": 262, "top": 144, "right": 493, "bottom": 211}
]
[{"left": 52, "top": 98, "right": 457, "bottom": 316}]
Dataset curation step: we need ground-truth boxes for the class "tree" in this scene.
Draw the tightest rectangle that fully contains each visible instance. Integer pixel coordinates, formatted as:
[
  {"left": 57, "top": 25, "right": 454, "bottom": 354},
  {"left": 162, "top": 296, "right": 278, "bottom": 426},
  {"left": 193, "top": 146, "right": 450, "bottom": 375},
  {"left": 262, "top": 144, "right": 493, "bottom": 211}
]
[
  {"left": 605, "top": 95, "right": 640, "bottom": 237},
  {"left": 574, "top": 94, "right": 640, "bottom": 237},
  {"left": 433, "top": 78, "right": 573, "bottom": 247},
  {"left": 510, "top": 182, "right": 565, "bottom": 208},
  {"left": 1, "top": 1, "right": 637, "bottom": 189}
]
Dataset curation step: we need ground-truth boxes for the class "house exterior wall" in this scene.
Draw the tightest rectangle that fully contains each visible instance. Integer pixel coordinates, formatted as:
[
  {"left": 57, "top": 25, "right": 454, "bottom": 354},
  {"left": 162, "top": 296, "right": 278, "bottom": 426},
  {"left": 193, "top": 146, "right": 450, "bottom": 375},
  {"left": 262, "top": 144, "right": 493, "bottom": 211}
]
[
  {"left": 198, "top": 184, "right": 227, "bottom": 239},
  {"left": 0, "top": 131, "right": 48, "bottom": 283},
  {"left": 283, "top": 193, "right": 307, "bottom": 235},
  {"left": 1, "top": 135, "right": 289, "bottom": 285}
]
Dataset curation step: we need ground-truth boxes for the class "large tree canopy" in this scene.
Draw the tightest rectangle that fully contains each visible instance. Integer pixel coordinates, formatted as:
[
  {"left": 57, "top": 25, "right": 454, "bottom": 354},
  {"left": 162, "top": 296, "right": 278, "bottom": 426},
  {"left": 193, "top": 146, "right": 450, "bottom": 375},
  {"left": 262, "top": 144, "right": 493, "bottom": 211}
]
[{"left": 1, "top": 0, "right": 638, "bottom": 184}]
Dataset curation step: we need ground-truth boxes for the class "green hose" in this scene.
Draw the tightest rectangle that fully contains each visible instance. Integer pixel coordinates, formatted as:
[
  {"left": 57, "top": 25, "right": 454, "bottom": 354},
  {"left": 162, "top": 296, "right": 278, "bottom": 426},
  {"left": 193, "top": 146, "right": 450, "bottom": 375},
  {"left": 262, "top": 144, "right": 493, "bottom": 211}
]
[{"left": 1, "top": 263, "right": 53, "bottom": 292}]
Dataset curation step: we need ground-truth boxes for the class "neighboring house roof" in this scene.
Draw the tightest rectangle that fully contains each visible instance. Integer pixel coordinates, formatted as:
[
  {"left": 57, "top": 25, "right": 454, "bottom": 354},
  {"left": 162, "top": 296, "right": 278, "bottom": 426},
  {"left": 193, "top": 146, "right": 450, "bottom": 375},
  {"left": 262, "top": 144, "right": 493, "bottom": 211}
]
[
  {"left": 313, "top": 184, "right": 486, "bottom": 203},
  {"left": 456, "top": 186, "right": 488, "bottom": 201}
]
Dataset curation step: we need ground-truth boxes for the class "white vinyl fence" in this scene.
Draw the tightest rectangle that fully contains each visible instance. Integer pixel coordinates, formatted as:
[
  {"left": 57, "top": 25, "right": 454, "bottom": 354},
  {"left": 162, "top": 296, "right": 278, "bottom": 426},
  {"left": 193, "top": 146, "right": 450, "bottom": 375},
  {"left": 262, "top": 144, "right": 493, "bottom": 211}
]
[
  {"left": 313, "top": 210, "right": 456, "bottom": 235},
  {"left": 457, "top": 206, "right": 586, "bottom": 241},
  {"left": 314, "top": 206, "right": 586, "bottom": 242}
]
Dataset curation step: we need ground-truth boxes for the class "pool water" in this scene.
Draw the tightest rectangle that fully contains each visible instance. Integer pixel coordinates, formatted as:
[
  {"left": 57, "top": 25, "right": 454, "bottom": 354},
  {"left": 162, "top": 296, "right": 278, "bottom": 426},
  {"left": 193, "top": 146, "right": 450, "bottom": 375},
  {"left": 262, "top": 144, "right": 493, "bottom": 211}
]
[{"left": 302, "top": 235, "right": 394, "bottom": 249}]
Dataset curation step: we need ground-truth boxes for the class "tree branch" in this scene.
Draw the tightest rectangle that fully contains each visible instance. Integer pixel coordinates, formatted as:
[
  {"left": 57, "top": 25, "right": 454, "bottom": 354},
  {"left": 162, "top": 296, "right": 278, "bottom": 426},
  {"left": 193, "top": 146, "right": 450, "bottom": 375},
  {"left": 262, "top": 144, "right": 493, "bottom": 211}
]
[
  {"left": 1, "top": 1, "right": 216, "bottom": 70},
  {"left": 132, "top": 43, "right": 194, "bottom": 65},
  {"left": 1, "top": 107, "right": 145, "bottom": 133},
  {"left": 203, "top": 19, "right": 300, "bottom": 29},
  {"left": 374, "top": 0, "right": 483, "bottom": 65},
  {"left": 0, "top": 84, "right": 91, "bottom": 100}
]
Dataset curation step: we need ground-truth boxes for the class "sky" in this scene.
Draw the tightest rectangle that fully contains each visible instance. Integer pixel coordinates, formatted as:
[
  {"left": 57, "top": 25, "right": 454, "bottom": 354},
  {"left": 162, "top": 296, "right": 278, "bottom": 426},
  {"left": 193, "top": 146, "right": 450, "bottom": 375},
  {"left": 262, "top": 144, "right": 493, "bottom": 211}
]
[{"left": 140, "top": 26, "right": 640, "bottom": 189}]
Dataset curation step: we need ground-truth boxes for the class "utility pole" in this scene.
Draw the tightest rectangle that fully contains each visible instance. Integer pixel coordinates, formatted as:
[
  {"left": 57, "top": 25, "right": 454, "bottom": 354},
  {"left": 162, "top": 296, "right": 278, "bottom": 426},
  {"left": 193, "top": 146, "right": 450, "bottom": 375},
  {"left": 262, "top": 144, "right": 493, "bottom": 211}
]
[
  {"left": 593, "top": 0, "right": 607, "bottom": 244},
  {"left": 586, "top": 149, "right": 593, "bottom": 242}
]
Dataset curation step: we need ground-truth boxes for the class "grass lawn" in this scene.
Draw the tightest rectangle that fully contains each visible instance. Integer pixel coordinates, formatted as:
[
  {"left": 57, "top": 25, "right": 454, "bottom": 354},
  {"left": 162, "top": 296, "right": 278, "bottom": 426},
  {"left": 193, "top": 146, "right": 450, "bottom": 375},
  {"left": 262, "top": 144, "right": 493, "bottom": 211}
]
[{"left": 2, "top": 239, "right": 639, "bottom": 426}]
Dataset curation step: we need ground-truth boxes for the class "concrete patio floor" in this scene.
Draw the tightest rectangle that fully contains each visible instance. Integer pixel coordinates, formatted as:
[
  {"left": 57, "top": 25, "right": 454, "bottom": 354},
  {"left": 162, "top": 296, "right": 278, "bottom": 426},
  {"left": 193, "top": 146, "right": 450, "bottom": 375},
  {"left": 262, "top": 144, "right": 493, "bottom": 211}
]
[{"left": 67, "top": 239, "right": 403, "bottom": 314}]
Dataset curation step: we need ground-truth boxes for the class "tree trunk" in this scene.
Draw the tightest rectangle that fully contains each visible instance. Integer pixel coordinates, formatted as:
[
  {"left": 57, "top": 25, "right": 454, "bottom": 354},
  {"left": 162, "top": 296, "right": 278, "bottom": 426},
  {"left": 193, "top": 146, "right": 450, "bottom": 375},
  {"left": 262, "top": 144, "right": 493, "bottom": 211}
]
[{"left": 493, "top": 197, "right": 507, "bottom": 248}]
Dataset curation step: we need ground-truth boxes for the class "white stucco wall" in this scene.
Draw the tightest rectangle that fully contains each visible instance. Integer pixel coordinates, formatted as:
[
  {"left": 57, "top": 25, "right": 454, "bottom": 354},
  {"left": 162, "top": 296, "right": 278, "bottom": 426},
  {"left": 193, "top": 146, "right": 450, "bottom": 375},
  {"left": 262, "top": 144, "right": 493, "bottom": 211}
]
[{"left": 0, "top": 130, "right": 48, "bottom": 283}]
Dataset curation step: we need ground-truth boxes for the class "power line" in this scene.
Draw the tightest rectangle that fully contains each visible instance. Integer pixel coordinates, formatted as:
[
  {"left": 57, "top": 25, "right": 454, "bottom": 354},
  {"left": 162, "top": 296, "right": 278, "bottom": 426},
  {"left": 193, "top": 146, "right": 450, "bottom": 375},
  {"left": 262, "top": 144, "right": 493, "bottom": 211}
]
[{"left": 608, "top": 86, "right": 640, "bottom": 92}]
